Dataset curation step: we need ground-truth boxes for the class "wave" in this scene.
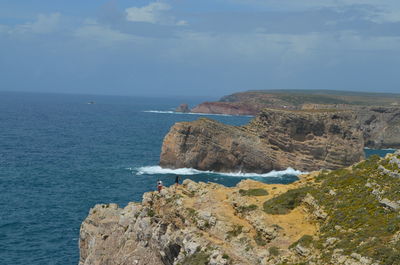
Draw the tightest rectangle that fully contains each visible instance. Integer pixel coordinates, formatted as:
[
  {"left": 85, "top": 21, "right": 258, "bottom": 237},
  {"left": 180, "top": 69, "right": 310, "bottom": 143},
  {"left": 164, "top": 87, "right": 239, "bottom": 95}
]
[
  {"left": 142, "top": 110, "right": 253, "bottom": 117},
  {"left": 364, "top": 147, "right": 396, "bottom": 151},
  {"left": 132, "top": 166, "right": 305, "bottom": 178}
]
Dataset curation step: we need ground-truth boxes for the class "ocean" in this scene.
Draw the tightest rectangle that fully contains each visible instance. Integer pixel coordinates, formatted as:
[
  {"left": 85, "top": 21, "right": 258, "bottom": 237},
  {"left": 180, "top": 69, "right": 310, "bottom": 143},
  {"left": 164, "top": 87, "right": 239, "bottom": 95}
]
[{"left": 0, "top": 92, "right": 395, "bottom": 265}]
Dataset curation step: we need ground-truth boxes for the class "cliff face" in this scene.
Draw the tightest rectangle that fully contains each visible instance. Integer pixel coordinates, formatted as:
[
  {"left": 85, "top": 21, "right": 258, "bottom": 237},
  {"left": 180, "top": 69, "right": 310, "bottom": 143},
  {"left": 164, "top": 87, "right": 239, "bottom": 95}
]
[
  {"left": 79, "top": 175, "right": 318, "bottom": 265},
  {"left": 191, "top": 102, "right": 258, "bottom": 116},
  {"left": 357, "top": 107, "right": 400, "bottom": 149},
  {"left": 160, "top": 109, "right": 364, "bottom": 173},
  {"left": 79, "top": 151, "right": 400, "bottom": 265},
  {"left": 186, "top": 90, "right": 400, "bottom": 149}
]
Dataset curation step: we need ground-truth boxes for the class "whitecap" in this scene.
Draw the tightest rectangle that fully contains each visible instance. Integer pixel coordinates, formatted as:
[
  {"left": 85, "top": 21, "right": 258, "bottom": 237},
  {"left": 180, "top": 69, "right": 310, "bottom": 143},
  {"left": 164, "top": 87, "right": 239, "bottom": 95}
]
[
  {"left": 142, "top": 110, "right": 253, "bottom": 117},
  {"left": 132, "top": 165, "right": 305, "bottom": 178}
]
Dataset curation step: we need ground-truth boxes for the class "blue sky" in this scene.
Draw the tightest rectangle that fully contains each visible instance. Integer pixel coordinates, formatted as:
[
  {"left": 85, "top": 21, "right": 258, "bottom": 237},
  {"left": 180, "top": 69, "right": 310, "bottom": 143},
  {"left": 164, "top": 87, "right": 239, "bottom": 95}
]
[{"left": 0, "top": 0, "right": 399, "bottom": 97}]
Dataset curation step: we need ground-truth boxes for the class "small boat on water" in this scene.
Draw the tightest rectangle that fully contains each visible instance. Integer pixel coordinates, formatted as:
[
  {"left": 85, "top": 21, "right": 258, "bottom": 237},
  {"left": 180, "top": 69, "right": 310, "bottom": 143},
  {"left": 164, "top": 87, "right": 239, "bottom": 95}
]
[{"left": 87, "top": 101, "right": 95, "bottom": 104}]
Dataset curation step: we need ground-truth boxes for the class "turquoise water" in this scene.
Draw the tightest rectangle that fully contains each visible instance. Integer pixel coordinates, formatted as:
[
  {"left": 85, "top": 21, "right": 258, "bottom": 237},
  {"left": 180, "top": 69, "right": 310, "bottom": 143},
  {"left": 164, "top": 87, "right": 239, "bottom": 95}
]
[{"left": 0, "top": 92, "right": 395, "bottom": 265}]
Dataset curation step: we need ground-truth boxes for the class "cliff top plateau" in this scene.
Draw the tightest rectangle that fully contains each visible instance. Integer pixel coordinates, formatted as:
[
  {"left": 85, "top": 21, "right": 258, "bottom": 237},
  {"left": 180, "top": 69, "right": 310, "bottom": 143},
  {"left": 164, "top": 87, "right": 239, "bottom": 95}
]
[{"left": 80, "top": 150, "right": 400, "bottom": 265}]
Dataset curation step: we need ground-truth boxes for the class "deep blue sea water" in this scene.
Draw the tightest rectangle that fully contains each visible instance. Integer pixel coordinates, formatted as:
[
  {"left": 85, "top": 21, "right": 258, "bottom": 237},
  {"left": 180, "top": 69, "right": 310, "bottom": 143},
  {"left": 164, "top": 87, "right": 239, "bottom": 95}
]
[{"left": 0, "top": 92, "right": 395, "bottom": 265}]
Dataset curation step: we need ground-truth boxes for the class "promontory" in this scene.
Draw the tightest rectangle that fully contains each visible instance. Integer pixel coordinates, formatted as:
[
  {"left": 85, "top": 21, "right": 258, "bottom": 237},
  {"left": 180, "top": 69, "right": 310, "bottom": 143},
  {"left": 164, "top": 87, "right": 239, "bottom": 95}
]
[
  {"left": 79, "top": 151, "right": 400, "bottom": 265},
  {"left": 160, "top": 108, "right": 365, "bottom": 173}
]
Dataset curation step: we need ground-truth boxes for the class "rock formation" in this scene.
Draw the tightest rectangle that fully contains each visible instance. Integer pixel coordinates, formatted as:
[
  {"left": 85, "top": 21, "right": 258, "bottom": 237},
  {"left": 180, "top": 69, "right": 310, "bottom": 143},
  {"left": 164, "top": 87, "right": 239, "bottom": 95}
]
[
  {"left": 79, "top": 152, "right": 400, "bottom": 265},
  {"left": 175, "top": 104, "right": 190, "bottom": 113},
  {"left": 160, "top": 109, "right": 365, "bottom": 173},
  {"left": 191, "top": 102, "right": 258, "bottom": 116},
  {"left": 357, "top": 107, "right": 400, "bottom": 149},
  {"left": 186, "top": 90, "right": 400, "bottom": 148}
]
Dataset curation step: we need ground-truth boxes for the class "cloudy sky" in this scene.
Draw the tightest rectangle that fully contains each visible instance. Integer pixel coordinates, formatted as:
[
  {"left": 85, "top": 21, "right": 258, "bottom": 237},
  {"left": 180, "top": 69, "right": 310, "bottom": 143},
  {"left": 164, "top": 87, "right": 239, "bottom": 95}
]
[{"left": 0, "top": 0, "right": 399, "bottom": 97}]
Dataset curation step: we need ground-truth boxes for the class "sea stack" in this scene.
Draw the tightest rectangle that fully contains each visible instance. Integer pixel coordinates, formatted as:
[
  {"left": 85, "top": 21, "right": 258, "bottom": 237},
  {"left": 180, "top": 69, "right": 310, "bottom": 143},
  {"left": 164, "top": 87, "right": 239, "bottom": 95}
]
[
  {"left": 160, "top": 109, "right": 365, "bottom": 173},
  {"left": 175, "top": 103, "right": 191, "bottom": 113}
]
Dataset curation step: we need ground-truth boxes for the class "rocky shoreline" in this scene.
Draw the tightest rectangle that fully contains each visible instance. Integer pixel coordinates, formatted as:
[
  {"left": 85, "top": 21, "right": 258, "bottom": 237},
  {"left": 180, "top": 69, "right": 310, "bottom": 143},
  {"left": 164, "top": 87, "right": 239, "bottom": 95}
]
[{"left": 80, "top": 151, "right": 400, "bottom": 265}]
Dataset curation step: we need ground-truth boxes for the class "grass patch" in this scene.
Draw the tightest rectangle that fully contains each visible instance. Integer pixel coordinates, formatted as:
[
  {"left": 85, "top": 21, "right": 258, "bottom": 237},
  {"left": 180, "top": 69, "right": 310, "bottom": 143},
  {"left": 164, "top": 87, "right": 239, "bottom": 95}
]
[
  {"left": 179, "top": 251, "right": 209, "bottom": 265},
  {"left": 147, "top": 208, "right": 155, "bottom": 217},
  {"left": 254, "top": 232, "right": 267, "bottom": 246},
  {"left": 239, "top": 188, "right": 268, "bottom": 196},
  {"left": 290, "top": 235, "right": 313, "bottom": 249},
  {"left": 263, "top": 187, "right": 311, "bottom": 214},
  {"left": 237, "top": 204, "right": 258, "bottom": 213},
  {"left": 268, "top": 246, "right": 280, "bottom": 256},
  {"left": 227, "top": 225, "right": 243, "bottom": 239}
]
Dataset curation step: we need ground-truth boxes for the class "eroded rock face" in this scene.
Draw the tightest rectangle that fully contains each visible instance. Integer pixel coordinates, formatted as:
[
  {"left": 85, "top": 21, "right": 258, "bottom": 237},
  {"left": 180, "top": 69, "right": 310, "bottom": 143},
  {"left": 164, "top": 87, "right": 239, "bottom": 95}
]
[
  {"left": 80, "top": 152, "right": 400, "bottom": 265},
  {"left": 191, "top": 102, "right": 258, "bottom": 116},
  {"left": 79, "top": 178, "right": 319, "bottom": 265},
  {"left": 175, "top": 104, "right": 190, "bottom": 113},
  {"left": 357, "top": 107, "right": 400, "bottom": 149},
  {"left": 160, "top": 109, "right": 365, "bottom": 173}
]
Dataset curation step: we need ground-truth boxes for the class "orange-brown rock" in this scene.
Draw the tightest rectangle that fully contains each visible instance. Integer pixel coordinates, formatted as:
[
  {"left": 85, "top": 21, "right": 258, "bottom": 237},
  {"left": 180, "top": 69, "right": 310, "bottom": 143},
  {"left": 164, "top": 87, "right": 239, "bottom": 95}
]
[
  {"left": 160, "top": 109, "right": 365, "bottom": 173},
  {"left": 191, "top": 101, "right": 258, "bottom": 115}
]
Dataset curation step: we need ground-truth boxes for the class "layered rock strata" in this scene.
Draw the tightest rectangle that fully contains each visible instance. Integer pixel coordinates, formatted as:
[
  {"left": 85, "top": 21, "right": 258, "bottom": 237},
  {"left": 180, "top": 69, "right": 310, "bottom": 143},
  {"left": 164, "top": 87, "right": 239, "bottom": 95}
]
[
  {"left": 160, "top": 109, "right": 365, "bottom": 173},
  {"left": 191, "top": 102, "right": 258, "bottom": 116}
]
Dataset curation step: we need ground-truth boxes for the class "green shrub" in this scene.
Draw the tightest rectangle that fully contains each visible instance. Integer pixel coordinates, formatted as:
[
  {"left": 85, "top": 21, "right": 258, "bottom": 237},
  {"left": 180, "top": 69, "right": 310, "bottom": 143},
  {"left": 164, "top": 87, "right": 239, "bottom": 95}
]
[
  {"left": 263, "top": 187, "right": 311, "bottom": 214},
  {"left": 290, "top": 235, "right": 313, "bottom": 249},
  {"left": 269, "top": 246, "right": 280, "bottom": 256},
  {"left": 254, "top": 232, "right": 267, "bottom": 246},
  {"left": 180, "top": 251, "right": 209, "bottom": 265},
  {"left": 237, "top": 204, "right": 258, "bottom": 213},
  {"left": 147, "top": 208, "right": 155, "bottom": 217},
  {"left": 227, "top": 225, "right": 243, "bottom": 239},
  {"left": 239, "top": 188, "right": 269, "bottom": 196}
]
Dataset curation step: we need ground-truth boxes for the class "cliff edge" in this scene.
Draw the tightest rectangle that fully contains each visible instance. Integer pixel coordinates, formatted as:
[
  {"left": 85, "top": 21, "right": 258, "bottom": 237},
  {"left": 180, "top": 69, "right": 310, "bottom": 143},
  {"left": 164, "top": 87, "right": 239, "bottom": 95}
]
[
  {"left": 160, "top": 109, "right": 364, "bottom": 173},
  {"left": 80, "top": 151, "right": 400, "bottom": 265}
]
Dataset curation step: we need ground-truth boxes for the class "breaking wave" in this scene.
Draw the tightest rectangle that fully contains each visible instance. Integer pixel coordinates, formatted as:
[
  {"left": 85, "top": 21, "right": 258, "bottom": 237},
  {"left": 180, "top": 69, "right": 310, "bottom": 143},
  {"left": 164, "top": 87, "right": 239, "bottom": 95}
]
[
  {"left": 142, "top": 110, "right": 253, "bottom": 117},
  {"left": 132, "top": 166, "right": 304, "bottom": 178}
]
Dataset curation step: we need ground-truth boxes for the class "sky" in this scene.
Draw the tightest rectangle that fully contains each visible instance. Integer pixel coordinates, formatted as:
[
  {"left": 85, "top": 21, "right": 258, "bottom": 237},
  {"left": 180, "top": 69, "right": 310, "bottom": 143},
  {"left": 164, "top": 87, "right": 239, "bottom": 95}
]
[{"left": 0, "top": 0, "right": 399, "bottom": 97}]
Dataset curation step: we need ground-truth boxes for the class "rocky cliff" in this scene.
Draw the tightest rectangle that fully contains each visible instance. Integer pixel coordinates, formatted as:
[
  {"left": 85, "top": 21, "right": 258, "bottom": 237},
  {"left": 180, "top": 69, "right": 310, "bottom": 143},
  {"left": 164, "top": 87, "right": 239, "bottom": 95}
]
[
  {"left": 160, "top": 109, "right": 364, "bottom": 173},
  {"left": 190, "top": 102, "right": 258, "bottom": 116},
  {"left": 186, "top": 90, "right": 400, "bottom": 148},
  {"left": 189, "top": 90, "right": 400, "bottom": 116},
  {"left": 357, "top": 107, "right": 400, "bottom": 149},
  {"left": 79, "top": 151, "right": 400, "bottom": 265}
]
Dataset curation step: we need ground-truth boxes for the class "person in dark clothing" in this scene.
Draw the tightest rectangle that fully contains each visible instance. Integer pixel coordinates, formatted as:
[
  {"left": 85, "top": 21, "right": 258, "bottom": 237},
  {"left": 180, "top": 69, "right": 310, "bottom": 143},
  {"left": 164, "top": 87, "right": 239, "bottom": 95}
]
[
  {"left": 175, "top": 175, "right": 180, "bottom": 186},
  {"left": 157, "top": 179, "right": 163, "bottom": 193}
]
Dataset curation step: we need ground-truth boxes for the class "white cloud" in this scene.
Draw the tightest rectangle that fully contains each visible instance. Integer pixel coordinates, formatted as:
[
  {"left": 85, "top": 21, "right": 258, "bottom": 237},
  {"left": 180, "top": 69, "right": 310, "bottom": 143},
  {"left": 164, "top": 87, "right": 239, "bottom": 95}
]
[
  {"left": 13, "top": 13, "right": 61, "bottom": 34},
  {"left": 73, "top": 20, "right": 156, "bottom": 46},
  {"left": 230, "top": 0, "right": 400, "bottom": 23},
  {"left": 125, "top": 2, "right": 188, "bottom": 26},
  {"left": 74, "top": 22, "right": 136, "bottom": 44},
  {"left": 125, "top": 2, "right": 170, "bottom": 24}
]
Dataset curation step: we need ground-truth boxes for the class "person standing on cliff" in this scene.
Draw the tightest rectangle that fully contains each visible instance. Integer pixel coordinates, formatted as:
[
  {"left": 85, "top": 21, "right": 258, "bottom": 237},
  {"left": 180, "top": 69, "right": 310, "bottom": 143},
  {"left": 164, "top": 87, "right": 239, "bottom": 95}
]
[
  {"left": 175, "top": 175, "right": 180, "bottom": 186},
  {"left": 157, "top": 179, "right": 163, "bottom": 193}
]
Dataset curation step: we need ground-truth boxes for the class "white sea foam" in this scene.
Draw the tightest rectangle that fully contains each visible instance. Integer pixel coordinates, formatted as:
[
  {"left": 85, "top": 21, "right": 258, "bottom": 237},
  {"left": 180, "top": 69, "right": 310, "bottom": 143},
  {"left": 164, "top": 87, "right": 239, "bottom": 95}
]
[
  {"left": 142, "top": 110, "right": 253, "bottom": 117},
  {"left": 364, "top": 147, "right": 396, "bottom": 151},
  {"left": 133, "top": 166, "right": 304, "bottom": 178}
]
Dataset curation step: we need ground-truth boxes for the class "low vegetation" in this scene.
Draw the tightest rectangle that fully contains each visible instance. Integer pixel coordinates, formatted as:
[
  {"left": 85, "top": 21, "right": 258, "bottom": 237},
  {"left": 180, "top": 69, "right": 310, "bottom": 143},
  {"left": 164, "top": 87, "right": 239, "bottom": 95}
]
[
  {"left": 239, "top": 188, "right": 268, "bottom": 196},
  {"left": 227, "top": 225, "right": 243, "bottom": 239},
  {"left": 178, "top": 251, "right": 209, "bottom": 265},
  {"left": 263, "top": 187, "right": 311, "bottom": 214},
  {"left": 254, "top": 232, "right": 267, "bottom": 246},
  {"left": 289, "top": 235, "right": 313, "bottom": 249},
  {"left": 260, "top": 153, "right": 400, "bottom": 264},
  {"left": 268, "top": 246, "right": 280, "bottom": 257},
  {"left": 236, "top": 204, "right": 258, "bottom": 214}
]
